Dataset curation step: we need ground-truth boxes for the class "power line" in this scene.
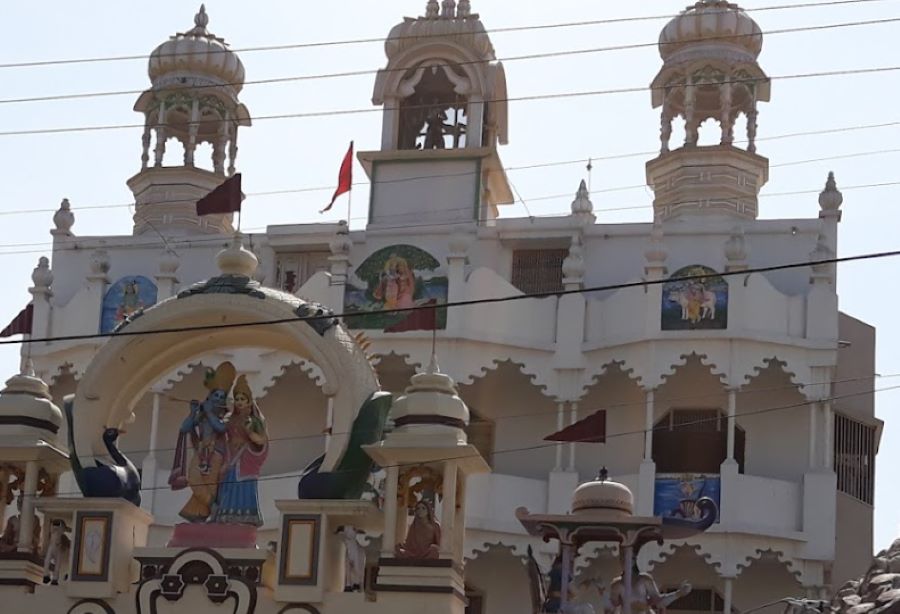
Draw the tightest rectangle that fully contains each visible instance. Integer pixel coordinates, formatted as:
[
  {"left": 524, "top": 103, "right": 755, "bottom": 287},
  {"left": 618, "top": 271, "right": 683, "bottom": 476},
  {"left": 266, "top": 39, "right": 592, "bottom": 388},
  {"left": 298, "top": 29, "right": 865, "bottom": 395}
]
[
  {"left": 86, "top": 370, "right": 889, "bottom": 459},
  {"left": 0, "top": 0, "right": 887, "bottom": 72},
  {"left": 2, "top": 63, "right": 899, "bottom": 137},
  {"left": 3, "top": 15, "right": 898, "bottom": 106},
  {"left": 0, "top": 119, "right": 894, "bottom": 227},
  {"left": 40, "top": 381, "right": 899, "bottom": 498},
  {"left": 2, "top": 249, "right": 897, "bottom": 346},
  {"left": 0, "top": 176, "right": 896, "bottom": 257}
]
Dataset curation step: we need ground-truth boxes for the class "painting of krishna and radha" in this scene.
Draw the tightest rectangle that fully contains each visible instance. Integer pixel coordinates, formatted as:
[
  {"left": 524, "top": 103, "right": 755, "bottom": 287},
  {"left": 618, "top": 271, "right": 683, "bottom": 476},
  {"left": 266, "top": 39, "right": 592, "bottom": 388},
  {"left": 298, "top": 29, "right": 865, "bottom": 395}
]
[{"left": 344, "top": 244, "right": 449, "bottom": 331}]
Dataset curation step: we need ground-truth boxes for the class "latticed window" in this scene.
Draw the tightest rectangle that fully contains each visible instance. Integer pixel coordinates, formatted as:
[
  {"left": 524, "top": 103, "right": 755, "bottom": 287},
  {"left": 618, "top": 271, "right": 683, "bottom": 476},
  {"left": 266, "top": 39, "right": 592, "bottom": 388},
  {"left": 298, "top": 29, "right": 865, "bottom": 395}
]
[
  {"left": 834, "top": 413, "right": 876, "bottom": 504},
  {"left": 274, "top": 251, "right": 330, "bottom": 294},
  {"left": 511, "top": 249, "right": 567, "bottom": 295}
]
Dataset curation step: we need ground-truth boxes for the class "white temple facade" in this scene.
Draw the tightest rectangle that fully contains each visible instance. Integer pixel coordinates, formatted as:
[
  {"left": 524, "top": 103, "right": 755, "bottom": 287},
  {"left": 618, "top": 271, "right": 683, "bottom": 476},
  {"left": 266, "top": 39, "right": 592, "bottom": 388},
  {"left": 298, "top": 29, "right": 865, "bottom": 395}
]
[{"left": 0, "top": 2, "right": 882, "bottom": 613}]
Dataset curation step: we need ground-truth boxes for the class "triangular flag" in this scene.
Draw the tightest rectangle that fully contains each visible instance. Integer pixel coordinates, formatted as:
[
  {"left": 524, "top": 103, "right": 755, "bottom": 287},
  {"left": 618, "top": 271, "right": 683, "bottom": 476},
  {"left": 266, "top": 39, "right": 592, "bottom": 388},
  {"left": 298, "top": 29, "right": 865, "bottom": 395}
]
[
  {"left": 0, "top": 304, "right": 33, "bottom": 338},
  {"left": 321, "top": 141, "right": 353, "bottom": 213},
  {"left": 196, "top": 173, "right": 242, "bottom": 216},
  {"left": 544, "top": 409, "right": 607, "bottom": 443}
]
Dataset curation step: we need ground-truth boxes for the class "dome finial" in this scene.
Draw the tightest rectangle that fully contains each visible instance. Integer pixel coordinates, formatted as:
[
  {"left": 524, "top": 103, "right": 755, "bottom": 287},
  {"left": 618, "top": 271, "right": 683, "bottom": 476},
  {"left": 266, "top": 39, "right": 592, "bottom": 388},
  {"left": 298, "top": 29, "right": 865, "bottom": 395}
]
[
  {"left": 819, "top": 170, "right": 844, "bottom": 212},
  {"left": 425, "top": 0, "right": 439, "bottom": 18},
  {"left": 598, "top": 467, "right": 609, "bottom": 482},
  {"left": 195, "top": 4, "right": 209, "bottom": 29}
]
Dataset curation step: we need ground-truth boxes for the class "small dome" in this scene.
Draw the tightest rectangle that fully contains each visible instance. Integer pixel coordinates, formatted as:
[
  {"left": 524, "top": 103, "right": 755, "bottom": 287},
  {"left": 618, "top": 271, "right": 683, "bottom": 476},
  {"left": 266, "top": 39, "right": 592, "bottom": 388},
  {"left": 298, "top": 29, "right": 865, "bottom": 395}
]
[
  {"left": 571, "top": 469, "right": 634, "bottom": 516},
  {"left": 0, "top": 363, "right": 62, "bottom": 446},
  {"left": 659, "top": 1, "right": 762, "bottom": 63},
  {"left": 216, "top": 234, "right": 258, "bottom": 277},
  {"left": 388, "top": 358, "right": 470, "bottom": 445},
  {"left": 384, "top": 10, "right": 494, "bottom": 62},
  {"left": 148, "top": 5, "right": 245, "bottom": 95}
]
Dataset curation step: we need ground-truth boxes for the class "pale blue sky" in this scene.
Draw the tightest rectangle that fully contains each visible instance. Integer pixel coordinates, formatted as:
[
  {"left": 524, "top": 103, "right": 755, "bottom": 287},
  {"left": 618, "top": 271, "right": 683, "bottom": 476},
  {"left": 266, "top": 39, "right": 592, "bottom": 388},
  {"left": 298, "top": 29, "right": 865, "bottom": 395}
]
[{"left": 0, "top": 1, "right": 897, "bottom": 549}]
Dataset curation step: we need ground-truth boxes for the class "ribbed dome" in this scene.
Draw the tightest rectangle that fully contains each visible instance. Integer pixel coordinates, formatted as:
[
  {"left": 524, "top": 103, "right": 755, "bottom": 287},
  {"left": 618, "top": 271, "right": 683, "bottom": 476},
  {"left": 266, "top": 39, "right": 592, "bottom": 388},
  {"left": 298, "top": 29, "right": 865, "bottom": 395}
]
[
  {"left": 571, "top": 469, "right": 634, "bottom": 517},
  {"left": 148, "top": 5, "right": 245, "bottom": 94},
  {"left": 0, "top": 364, "right": 62, "bottom": 446},
  {"left": 385, "top": 14, "right": 494, "bottom": 62},
  {"left": 659, "top": 1, "right": 762, "bottom": 63}
]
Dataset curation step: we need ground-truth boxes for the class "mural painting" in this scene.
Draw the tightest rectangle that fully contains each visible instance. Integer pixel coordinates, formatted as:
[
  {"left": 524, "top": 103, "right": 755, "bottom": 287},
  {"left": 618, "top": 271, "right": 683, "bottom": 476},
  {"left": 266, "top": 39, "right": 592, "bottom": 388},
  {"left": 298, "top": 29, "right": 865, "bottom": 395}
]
[
  {"left": 99, "top": 275, "right": 158, "bottom": 333},
  {"left": 661, "top": 265, "right": 728, "bottom": 330},
  {"left": 654, "top": 474, "right": 721, "bottom": 523},
  {"left": 344, "top": 244, "right": 448, "bottom": 331}
]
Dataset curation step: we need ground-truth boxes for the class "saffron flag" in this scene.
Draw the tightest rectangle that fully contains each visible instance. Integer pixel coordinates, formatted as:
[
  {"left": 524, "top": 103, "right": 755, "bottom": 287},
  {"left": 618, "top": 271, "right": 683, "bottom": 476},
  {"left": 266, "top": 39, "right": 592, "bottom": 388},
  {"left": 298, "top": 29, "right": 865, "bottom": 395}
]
[
  {"left": 544, "top": 409, "right": 607, "bottom": 444},
  {"left": 0, "top": 304, "right": 33, "bottom": 338},
  {"left": 385, "top": 299, "right": 439, "bottom": 333},
  {"left": 321, "top": 141, "right": 353, "bottom": 213},
  {"left": 196, "top": 173, "right": 242, "bottom": 216}
]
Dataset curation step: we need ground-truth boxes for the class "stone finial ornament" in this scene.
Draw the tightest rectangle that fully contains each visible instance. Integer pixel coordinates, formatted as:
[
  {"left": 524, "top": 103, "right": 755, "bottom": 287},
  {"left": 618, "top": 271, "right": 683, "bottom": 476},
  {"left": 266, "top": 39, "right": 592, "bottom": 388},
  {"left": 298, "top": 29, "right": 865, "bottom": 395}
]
[
  {"left": 562, "top": 234, "right": 586, "bottom": 285},
  {"left": 191, "top": 4, "right": 210, "bottom": 34},
  {"left": 158, "top": 249, "right": 180, "bottom": 276},
  {"left": 724, "top": 227, "right": 748, "bottom": 263},
  {"left": 457, "top": 0, "right": 472, "bottom": 17},
  {"left": 570, "top": 179, "right": 595, "bottom": 224},
  {"left": 645, "top": 223, "right": 668, "bottom": 265},
  {"left": 441, "top": 0, "right": 457, "bottom": 19},
  {"left": 31, "top": 256, "right": 53, "bottom": 290},
  {"left": 89, "top": 249, "right": 111, "bottom": 277},
  {"left": 818, "top": 171, "right": 844, "bottom": 212},
  {"left": 216, "top": 234, "right": 259, "bottom": 277},
  {"left": 329, "top": 220, "right": 353, "bottom": 256},
  {"left": 52, "top": 198, "right": 74, "bottom": 235},
  {"left": 425, "top": 0, "right": 439, "bottom": 18}
]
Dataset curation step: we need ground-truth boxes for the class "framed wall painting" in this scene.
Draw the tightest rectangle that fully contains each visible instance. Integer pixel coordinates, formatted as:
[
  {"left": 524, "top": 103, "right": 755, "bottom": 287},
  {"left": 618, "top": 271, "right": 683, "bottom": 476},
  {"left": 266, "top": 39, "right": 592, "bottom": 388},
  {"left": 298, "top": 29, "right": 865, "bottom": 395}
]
[{"left": 71, "top": 511, "right": 113, "bottom": 582}]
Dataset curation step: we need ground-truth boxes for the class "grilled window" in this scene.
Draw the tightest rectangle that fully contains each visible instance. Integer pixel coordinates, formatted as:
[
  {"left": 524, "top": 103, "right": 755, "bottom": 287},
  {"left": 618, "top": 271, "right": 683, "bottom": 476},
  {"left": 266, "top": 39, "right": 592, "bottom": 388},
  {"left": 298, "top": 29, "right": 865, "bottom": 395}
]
[
  {"left": 511, "top": 249, "right": 567, "bottom": 295},
  {"left": 834, "top": 413, "right": 876, "bottom": 504}
]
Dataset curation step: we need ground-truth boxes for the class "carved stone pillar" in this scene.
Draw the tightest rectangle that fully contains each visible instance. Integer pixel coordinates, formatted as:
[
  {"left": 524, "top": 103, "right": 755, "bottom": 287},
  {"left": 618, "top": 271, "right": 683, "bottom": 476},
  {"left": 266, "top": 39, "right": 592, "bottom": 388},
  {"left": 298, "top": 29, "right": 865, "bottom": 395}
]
[
  {"left": 153, "top": 101, "right": 167, "bottom": 167},
  {"left": 381, "top": 464, "right": 399, "bottom": 558},
  {"left": 684, "top": 84, "right": 698, "bottom": 147},
  {"left": 141, "top": 118, "right": 152, "bottom": 170},
  {"left": 17, "top": 460, "right": 38, "bottom": 552},
  {"left": 720, "top": 80, "right": 734, "bottom": 145},
  {"left": 747, "top": 98, "right": 759, "bottom": 154},
  {"left": 228, "top": 125, "right": 239, "bottom": 176},
  {"left": 185, "top": 98, "right": 200, "bottom": 166},
  {"left": 439, "top": 461, "right": 458, "bottom": 556}
]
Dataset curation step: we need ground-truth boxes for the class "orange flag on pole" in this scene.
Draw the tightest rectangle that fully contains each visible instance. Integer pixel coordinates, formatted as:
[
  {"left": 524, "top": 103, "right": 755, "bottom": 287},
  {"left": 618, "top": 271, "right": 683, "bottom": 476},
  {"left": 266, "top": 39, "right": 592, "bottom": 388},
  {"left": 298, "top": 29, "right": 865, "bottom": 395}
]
[{"left": 321, "top": 141, "right": 353, "bottom": 213}]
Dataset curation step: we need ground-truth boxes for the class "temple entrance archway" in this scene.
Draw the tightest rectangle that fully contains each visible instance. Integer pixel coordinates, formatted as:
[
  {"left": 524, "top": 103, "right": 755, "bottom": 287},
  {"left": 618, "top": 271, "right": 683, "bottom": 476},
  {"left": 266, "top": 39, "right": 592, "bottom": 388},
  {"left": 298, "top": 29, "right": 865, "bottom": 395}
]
[{"left": 70, "top": 278, "right": 379, "bottom": 473}]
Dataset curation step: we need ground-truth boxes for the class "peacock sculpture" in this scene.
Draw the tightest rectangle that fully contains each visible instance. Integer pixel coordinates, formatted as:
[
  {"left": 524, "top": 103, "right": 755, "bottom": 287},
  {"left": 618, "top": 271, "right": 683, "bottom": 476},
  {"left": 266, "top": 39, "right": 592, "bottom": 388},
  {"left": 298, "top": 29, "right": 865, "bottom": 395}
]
[{"left": 64, "top": 397, "right": 142, "bottom": 507}]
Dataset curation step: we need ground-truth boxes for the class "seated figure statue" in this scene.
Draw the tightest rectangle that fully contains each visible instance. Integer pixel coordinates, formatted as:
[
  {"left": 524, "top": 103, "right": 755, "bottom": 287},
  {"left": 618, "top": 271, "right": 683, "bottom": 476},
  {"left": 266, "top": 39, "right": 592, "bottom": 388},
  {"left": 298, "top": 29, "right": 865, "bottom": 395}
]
[{"left": 394, "top": 500, "right": 441, "bottom": 560}]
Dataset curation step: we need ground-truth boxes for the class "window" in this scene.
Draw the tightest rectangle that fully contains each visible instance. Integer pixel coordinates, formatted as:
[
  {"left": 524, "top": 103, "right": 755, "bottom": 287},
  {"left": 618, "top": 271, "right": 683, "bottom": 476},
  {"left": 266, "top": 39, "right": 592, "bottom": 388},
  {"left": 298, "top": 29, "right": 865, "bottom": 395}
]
[
  {"left": 511, "top": 249, "right": 566, "bottom": 295},
  {"left": 834, "top": 413, "right": 876, "bottom": 504},
  {"left": 274, "top": 251, "right": 330, "bottom": 293},
  {"left": 653, "top": 409, "right": 745, "bottom": 474}
]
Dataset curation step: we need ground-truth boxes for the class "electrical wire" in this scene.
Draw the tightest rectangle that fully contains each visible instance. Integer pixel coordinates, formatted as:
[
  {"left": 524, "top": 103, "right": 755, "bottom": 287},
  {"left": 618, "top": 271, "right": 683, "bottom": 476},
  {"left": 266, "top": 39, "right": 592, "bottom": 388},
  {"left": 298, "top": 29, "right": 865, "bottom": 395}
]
[
  {"left": 0, "top": 0, "right": 887, "bottom": 71},
  {"left": 36, "top": 381, "right": 900, "bottom": 498},
  {"left": 3, "top": 15, "right": 898, "bottom": 106},
  {"left": 2, "top": 64, "right": 899, "bottom": 137},
  {"left": 1, "top": 248, "right": 897, "bottom": 346},
  {"left": 0, "top": 176, "right": 896, "bottom": 257}
]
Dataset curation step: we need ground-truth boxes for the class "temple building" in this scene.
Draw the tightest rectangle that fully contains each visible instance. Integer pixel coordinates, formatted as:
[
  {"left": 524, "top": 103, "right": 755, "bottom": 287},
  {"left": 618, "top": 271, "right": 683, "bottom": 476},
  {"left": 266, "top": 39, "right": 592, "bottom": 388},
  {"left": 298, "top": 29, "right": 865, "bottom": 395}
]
[{"left": 0, "top": 2, "right": 882, "bottom": 613}]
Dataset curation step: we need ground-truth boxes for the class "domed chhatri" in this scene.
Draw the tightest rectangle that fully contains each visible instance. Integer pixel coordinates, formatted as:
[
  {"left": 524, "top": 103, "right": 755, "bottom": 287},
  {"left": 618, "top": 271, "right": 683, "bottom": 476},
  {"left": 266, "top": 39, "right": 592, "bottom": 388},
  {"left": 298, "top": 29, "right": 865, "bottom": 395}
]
[
  {"left": 0, "top": 362, "right": 62, "bottom": 447},
  {"left": 571, "top": 467, "right": 635, "bottom": 516},
  {"left": 659, "top": 1, "right": 763, "bottom": 63},
  {"left": 148, "top": 4, "right": 246, "bottom": 94}
]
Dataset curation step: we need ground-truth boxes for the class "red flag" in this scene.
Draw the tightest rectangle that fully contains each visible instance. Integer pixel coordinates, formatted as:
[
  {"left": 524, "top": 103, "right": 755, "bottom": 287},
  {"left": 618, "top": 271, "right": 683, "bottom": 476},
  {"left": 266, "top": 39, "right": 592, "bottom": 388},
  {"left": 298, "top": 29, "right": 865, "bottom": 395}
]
[
  {"left": 196, "top": 173, "right": 242, "bottom": 216},
  {"left": 321, "top": 141, "right": 353, "bottom": 213},
  {"left": 544, "top": 409, "right": 607, "bottom": 443},
  {"left": 385, "top": 299, "right": 439, "bottom": 333},
  {"left": 1, "top": 304, "right": 33, "bottom": 338}
]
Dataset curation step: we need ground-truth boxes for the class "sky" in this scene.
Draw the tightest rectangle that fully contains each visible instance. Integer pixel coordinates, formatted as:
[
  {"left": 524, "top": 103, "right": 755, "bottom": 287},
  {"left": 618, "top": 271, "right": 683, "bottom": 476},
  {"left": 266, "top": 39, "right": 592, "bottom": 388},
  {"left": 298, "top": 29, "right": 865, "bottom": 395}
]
[{"left": 0, "top": 1, "right": 898, "bottom": 549}]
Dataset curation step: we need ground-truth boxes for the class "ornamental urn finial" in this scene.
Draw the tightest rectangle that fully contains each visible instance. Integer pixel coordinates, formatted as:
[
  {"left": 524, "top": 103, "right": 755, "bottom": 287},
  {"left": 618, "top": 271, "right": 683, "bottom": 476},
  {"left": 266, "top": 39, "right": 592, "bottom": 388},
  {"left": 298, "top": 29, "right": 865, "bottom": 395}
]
[
  {"left": 570, "top": 179, "right": 595, "bottom": 224},
  {"left": 216, "top": 234, "right": 259, "bottom": 277},
  {"left": 425, "top": 0, "right": 439, "bottom": 18},
  {"left": 31, "top": 256, "right": 53, "bottom": 290},
  {"left": 457, "top": 0, "right": 472, "bottom": 17},
  {"left": 52, "top": 198, "right": 75, "bottom": 236},
  {"left": 329, "top": 220, "right": 353, "bottom": 256},
  {"left": 819, "top": 171, "right": 844, "bottom": 212},
  {"left": 193, "top": 4, "right": 209, "bottom": 31},
  {"left": 441, "top": 0, "right": 457, "bottom": 19},
  {"left": 562, "top": 234, "right": 586, "bottom": 285}
]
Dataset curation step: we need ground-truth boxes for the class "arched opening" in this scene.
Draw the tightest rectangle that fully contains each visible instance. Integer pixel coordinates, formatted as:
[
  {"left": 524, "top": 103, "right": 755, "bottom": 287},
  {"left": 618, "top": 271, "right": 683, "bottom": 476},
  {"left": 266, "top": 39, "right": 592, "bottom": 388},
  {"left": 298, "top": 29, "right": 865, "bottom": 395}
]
[
  {"left": 652, "top": 409, "right": 745, "bottom": 474},
  {"left": 398, "top": 62, "right": 469, "bottom": 150}
]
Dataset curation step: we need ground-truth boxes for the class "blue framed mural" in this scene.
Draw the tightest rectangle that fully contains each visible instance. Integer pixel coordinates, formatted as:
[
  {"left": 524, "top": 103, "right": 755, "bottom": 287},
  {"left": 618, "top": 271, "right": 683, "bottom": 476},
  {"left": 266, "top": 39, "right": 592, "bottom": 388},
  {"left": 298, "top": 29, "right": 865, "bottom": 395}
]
[
  {"left": 661, "top": 265, "right": 728, "bottom": 330},
  {"left": 344, "top": 245, "right": 448, "bottom": 331},
  {"left": 654, "top": 474, "right": 721, "bottom": 524},
  {"left": 100, "top": 276, "right": 158, "bottom": 334}
]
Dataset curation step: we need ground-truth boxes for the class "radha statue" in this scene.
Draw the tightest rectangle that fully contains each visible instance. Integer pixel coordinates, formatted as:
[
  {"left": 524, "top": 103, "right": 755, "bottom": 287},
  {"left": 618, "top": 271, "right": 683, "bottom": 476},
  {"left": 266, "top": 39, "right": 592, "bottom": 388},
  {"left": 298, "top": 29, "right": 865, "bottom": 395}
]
[
  {"left": 169, "top": 362, "right": 235, "bottom": 522},
  {"left": 210, "top": 375, "right": 268, "bottom": 525}
]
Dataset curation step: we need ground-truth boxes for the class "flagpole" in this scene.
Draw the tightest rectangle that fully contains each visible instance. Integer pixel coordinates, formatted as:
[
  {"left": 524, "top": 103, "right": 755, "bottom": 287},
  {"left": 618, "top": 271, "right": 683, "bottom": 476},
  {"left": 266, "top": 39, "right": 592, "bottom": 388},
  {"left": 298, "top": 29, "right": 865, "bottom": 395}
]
[{"left": 346, "top": 188, "right": 352, "bottom": 228}]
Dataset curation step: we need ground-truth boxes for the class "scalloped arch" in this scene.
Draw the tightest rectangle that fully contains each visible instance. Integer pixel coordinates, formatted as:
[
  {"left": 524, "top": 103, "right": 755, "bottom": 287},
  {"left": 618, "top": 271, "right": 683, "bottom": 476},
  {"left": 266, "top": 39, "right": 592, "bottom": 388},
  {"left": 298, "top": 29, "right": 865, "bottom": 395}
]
[
  {"left": 737, "top": 547, "right": 801, "bottom": 581},
  {"left": 375, "top": 42, "right": 491, "bottom": 104}
]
